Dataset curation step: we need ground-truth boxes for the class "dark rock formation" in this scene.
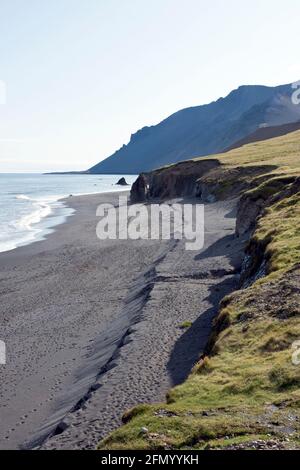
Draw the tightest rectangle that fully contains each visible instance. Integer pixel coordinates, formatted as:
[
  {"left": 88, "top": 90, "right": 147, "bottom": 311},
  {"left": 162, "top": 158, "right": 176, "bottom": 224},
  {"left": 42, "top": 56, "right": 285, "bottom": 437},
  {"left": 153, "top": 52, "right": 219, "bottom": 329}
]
[
  {"left": 116, "top": 177, "right": 129, "bottom": 186},
  {"left": 130, "top": 174, "right": 149, "bottom": 203},
  {"left": 130, "top": 159, "right": 220, "bottom": 203}
]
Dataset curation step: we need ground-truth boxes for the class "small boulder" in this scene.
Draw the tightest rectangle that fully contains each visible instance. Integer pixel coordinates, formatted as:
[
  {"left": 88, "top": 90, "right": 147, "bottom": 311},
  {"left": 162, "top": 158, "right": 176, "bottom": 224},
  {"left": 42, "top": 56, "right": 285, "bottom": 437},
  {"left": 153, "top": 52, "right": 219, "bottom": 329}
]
[{"left": 116, "top": 177, "right": 129, "bottom": 186}]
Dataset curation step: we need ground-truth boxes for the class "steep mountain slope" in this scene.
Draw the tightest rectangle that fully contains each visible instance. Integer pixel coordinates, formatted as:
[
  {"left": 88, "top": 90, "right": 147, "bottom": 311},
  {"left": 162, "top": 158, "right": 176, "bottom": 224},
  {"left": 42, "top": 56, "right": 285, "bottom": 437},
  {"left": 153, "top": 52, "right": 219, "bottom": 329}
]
[
  {"left": 88, "top": 83, "right": 299, "bottom": 174},
  {"left": 226, "top": 121, "right": 300, "bottom": 151}
]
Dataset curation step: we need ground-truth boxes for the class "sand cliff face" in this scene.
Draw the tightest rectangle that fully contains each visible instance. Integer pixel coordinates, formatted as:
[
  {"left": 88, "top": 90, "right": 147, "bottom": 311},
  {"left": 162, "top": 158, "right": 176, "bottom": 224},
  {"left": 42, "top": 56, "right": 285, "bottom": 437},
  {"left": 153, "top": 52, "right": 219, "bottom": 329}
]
[
  {"left": 130, "top": 160, "right": 272, "bottom": 292},
  {"left": 130, "top": 157, "right": 276, "bottom": 206},
  {"left": 130, "top": 159, "right": 220, "bottom": 202},
  {"left": 130, "top": 155, "right": 300, "bottom": 288},
  {"left": 237, "top": 175, "right": 300, "bottom": 286}
]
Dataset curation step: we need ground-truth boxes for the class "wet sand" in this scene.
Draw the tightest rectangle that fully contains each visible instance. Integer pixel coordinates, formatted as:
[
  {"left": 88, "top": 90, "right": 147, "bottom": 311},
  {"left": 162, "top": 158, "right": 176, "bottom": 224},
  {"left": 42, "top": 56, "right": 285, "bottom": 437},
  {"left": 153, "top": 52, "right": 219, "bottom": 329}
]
[{"left": 0, "top": 191, "right": 247, "bottom": 449}]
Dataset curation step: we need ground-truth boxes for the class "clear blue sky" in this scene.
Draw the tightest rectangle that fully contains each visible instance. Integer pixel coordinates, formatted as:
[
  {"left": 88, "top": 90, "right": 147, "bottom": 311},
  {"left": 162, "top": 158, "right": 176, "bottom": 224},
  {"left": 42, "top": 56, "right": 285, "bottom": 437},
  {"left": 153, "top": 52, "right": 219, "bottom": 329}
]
[{"left": 0, "top": 0, "right": 299, "bottom": 172}]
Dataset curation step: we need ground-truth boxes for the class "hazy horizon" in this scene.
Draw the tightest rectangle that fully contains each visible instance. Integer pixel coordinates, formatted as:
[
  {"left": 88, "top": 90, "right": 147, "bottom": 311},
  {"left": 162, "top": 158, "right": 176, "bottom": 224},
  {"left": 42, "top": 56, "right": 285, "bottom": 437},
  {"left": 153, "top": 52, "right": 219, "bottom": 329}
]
[{"left": 1, "top": 0, "right": 300, "bottom": 173}]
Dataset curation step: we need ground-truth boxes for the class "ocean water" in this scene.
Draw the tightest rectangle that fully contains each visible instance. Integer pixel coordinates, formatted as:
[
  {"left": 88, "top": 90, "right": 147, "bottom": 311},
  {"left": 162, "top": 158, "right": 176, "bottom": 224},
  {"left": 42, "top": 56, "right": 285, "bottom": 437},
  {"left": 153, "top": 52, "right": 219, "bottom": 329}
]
[{"left": 0, "top": 173, "right": 137, "bottom": 254}]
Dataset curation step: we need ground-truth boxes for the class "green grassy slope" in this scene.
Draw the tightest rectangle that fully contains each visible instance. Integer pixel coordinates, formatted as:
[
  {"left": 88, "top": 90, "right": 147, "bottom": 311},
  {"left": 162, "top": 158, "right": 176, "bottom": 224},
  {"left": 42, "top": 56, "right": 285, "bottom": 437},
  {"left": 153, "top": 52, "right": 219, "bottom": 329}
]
[{"left": 99, "top": 131, "right": 300, "bottom": 450}]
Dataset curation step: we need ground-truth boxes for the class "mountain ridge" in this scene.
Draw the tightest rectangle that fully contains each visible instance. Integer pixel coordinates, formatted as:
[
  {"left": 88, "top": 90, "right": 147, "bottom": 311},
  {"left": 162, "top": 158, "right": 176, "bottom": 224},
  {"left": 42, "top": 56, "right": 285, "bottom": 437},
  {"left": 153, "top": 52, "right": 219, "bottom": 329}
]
[{"left": 87, "top": 83, "right": 299, "bottom": 174}]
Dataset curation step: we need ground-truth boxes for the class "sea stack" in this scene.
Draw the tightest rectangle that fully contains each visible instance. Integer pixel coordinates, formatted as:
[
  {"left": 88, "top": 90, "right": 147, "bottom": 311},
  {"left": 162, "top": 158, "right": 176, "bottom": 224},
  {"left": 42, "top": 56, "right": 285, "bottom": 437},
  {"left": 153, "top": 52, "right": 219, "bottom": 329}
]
[{"left": 116, "top": 177, "right": 129, "bottom": 186}]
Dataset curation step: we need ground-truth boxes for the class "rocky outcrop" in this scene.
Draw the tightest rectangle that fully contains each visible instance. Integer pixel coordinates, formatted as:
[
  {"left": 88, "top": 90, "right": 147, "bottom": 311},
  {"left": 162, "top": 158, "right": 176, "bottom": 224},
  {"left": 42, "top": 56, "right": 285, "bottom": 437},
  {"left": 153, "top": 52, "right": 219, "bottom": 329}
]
[
  {"left": 116, "top": 177, "right": 129, "bottom": 186},
  {"left": 130, "top": 174, "right": 149, "bottom": 203},
  {"left": 130, "top": 159, "right": 220, "bottom": 202}
]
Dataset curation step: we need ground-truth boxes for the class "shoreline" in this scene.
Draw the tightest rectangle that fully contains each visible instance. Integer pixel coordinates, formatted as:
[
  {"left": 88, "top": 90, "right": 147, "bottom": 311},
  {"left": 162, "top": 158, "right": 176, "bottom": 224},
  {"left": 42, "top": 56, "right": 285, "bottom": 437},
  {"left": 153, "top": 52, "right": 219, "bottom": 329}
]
[
  {"left": 0, "top": 188, "right": 131, "bottom": 255},
  {"left": 0, "top": 191, "right": 246, "bottom": 449}
]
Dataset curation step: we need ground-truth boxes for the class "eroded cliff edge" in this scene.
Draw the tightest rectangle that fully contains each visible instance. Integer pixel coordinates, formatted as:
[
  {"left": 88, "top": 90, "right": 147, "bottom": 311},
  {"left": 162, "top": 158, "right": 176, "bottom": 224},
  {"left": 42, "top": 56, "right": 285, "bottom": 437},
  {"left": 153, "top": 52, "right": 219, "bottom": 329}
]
[{"left": 99, "top": 130, "right": 300, "bottom": 450}]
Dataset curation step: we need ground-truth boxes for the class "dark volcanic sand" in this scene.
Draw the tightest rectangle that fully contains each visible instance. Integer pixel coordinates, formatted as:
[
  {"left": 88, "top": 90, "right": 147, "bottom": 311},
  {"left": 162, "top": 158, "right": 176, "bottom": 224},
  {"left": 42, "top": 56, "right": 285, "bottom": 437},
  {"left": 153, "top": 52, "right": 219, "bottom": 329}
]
[{"left": 0, "top": 191, "right": 247, "bottom": 449}]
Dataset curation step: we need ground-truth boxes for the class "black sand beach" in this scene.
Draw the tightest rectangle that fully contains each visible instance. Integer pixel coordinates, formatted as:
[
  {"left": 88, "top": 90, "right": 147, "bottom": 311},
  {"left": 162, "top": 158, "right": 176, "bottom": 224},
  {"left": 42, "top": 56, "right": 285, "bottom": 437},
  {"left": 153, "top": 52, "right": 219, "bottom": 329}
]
[{"left": 0, "top": 191, "right": 246, "bottom": 449}]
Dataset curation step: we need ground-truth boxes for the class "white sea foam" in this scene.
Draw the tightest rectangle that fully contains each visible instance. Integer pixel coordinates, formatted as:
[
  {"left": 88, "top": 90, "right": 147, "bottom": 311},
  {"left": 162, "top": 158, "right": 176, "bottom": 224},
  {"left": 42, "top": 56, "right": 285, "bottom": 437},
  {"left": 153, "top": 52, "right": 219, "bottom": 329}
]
[
  {"left": 0, "top": 195, "right": 66, "bottom": 253},
  {"left": 13, "top": 194, "right": 59, "bottom": 231},
  {"left": 0, "top": 173, "right": 137, "bottom": 254},
  {"left": 17, "top": 201, "right": 52, "bottom": 230},
  {"left": 15, "top": 194, "right": 31, "bottom": 200},
  {"left": 0, "top": 198, "right": 70, "bottom": 254}
]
